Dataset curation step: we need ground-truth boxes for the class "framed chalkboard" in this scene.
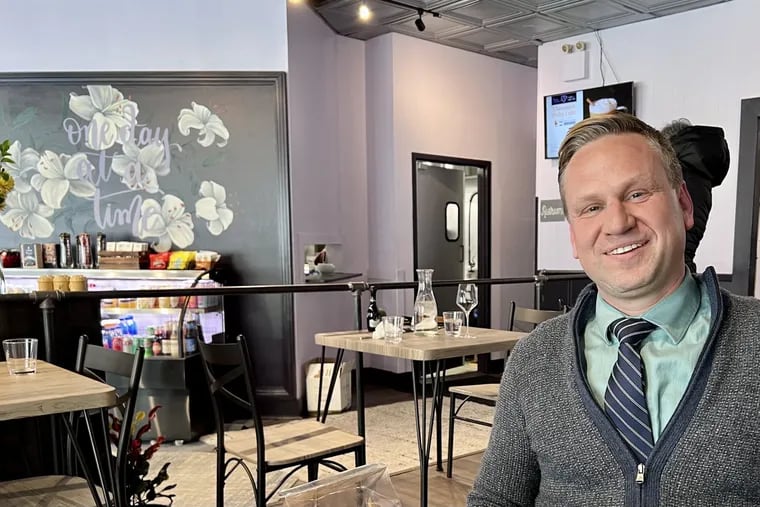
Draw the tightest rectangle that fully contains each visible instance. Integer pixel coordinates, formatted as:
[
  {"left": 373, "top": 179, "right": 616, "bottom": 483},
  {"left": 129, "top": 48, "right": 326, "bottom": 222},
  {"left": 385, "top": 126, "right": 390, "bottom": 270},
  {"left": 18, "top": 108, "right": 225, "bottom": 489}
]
[{"left": 0, "top": 72, "right": 296, "bottom": 405}]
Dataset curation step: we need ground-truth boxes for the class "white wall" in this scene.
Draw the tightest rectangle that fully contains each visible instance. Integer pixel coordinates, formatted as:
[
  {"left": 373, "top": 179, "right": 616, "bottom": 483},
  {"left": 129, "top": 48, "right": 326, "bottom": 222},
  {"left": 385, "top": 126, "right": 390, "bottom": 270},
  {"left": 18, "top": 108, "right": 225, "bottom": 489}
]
[
  {"left": 0, "top": 0, "right": 288, "bottom": 71},
  {"left": 536, "top": 0, "right": 757, "bottom": 274},
  {"left": 287, "top": 3, "right": 369, "bottom": 397},
  {"left": 367, "top": 33, "right": 538, "bottom": 372}
]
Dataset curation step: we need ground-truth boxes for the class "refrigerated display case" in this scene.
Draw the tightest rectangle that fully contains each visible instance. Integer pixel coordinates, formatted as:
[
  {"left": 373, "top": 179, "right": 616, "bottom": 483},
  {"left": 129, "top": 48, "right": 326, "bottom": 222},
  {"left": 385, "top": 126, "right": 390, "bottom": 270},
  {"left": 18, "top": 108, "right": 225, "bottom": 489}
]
[{"left": 2, "top": 268, "right": 222, "bottom": 441}]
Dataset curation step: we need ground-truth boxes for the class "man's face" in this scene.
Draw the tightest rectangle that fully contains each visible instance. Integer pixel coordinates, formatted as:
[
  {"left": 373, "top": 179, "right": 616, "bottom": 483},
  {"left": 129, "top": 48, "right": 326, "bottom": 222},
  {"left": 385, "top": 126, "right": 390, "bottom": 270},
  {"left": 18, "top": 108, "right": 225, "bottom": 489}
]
[{"left": 563, "top": 133, "right": 694, "bottom": 312}]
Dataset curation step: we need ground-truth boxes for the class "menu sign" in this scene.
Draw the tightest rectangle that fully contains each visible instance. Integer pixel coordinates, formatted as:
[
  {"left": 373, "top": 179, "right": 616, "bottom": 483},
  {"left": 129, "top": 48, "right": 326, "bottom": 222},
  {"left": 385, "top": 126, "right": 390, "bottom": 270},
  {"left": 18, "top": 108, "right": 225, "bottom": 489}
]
[{"left": 544, "top": 92, "right": 583, "bottom": 160}]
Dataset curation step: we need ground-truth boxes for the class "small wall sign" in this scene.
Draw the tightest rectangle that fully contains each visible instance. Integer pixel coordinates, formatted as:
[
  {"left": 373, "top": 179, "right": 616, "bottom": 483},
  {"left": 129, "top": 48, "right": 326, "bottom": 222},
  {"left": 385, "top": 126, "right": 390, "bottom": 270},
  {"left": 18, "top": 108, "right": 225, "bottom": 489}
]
[{"left": 539, "top": 199, "right": 565, "bottom": 222}]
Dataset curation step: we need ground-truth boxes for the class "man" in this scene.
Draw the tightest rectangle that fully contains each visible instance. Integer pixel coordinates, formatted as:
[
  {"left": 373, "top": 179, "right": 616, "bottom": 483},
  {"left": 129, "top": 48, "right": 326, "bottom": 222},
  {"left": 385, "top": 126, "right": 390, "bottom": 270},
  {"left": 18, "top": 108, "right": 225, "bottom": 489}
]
[
  {"left": 661, "top": 119, "right": 730, "bottom": 273},
  {"left": 467, "top": 114, "right": 760, "bottom": 506}
]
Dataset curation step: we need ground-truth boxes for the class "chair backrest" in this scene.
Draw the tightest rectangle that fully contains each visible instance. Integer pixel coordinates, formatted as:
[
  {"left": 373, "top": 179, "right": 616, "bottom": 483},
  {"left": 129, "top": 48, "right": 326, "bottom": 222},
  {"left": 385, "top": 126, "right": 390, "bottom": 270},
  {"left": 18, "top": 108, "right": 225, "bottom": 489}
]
[
  {"left": 507, "top": 302, "right": 564, "bottom": 332},
  {"left": 197, "top": 335, "right": 265, "bottom": 462},
  {"left": 75, "top": 335, "right": 144, "bottom": 507}
]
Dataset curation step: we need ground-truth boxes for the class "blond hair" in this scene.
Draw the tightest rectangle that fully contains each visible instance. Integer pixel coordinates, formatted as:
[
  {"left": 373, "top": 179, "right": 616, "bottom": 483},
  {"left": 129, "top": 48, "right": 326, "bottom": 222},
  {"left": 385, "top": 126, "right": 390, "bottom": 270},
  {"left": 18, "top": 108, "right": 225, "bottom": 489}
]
[{"left": 557, "top": 114, "right": 682, "bottom": 206}]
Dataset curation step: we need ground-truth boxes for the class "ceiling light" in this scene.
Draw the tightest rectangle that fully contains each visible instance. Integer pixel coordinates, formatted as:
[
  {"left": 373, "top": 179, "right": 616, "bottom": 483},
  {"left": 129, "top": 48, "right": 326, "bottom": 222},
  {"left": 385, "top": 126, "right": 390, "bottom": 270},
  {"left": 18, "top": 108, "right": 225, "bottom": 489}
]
[
  {"left": 358, "top": 3, "right": 371, "bottom": 21},
  {"left": 414, "top": 9, "right": 425, "bottom": 32}
]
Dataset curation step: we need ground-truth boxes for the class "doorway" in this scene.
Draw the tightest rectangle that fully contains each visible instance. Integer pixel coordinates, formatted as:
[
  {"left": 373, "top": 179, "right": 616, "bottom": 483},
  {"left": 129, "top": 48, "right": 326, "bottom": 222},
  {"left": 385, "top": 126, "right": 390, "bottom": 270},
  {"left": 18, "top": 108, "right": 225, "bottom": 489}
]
[
  {"left": 411, "top": 153, "right": 491, "bottom": 328},
  {"left": 732, "top": 97, "right": 760, "bottom": 296}
]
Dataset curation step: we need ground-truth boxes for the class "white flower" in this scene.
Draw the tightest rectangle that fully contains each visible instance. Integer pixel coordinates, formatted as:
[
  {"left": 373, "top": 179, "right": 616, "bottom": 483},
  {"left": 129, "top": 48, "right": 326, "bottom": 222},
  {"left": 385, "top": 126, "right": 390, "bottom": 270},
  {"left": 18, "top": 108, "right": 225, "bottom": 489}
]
[
  {"left": 111, "top": 141, "right": 170, "bottom": 194},
  {"left": 5, "top": 141, "right": 40, "bottom": 194},
  {"left": 69, "top": 85, "right": 139, "bottom": 150},
  {"left": 30, "top": 151, "right": 96, "bottom": 209},
  {"left": 0, "top": 191, "right": 54, "bottom": 239},
  {"left": 177, "top": 102, "right": 229, "bottom": 148},
  {"left": 136, "top": 194, "right": 194, "bottom": 252},
  {"left": 195, "top": 180, "right": 233, "bottom": 235}
]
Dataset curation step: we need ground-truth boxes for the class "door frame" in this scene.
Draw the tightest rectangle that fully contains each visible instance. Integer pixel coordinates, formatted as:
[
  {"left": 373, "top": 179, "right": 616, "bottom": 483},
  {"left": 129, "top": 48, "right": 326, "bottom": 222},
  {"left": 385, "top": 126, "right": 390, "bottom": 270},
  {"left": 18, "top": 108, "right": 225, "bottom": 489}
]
[
  {"left": 730, "top": 97, "right": 760, "bottom": 296},
  {"left": 411, "top": 152, "right": 492, "bottom": 328}
]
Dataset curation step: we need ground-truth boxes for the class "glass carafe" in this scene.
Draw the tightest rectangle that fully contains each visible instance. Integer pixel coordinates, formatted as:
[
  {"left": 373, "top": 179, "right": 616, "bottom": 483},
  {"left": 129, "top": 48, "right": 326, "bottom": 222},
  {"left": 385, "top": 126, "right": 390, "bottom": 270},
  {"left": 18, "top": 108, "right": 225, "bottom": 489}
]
[{"left": 413, "top": 268, "right": 438, "bottom": 335}]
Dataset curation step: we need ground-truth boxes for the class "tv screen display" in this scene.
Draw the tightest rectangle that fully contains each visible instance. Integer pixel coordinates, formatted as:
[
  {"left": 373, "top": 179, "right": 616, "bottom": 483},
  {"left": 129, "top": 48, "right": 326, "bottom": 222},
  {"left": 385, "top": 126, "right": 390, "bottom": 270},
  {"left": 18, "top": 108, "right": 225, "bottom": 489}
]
[{"left": 544, "top": 81, "right": 634, "bottom": 159}]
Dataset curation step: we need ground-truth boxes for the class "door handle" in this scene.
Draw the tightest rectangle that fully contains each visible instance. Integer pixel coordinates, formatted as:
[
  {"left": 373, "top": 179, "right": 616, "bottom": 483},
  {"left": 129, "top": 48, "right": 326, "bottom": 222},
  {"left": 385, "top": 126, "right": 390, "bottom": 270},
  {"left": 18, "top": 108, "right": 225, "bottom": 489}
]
[{"left": 459, "top": 245, "right": 464, "bottom": 263}]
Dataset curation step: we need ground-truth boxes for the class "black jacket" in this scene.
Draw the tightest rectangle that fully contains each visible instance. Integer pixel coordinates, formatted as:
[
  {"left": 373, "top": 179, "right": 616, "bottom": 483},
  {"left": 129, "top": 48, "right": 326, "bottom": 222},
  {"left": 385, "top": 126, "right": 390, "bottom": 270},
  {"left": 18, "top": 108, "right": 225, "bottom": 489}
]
[{"left": 670, "top": 126, "right": 730, "bottom": 272}]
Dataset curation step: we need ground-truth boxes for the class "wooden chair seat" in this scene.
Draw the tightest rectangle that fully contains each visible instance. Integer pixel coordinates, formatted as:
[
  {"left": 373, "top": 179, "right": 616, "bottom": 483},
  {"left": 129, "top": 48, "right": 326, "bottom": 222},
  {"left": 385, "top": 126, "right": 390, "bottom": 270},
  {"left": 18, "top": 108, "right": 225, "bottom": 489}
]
[
  {"left": 0, "top": 475, "right": 102, "bottom": 506},
  {"left": 225, "top": 419, "right": 365, "bottom": 468},
  {"left": 448, "top": 384, "right": 499, "bottom": 402}
]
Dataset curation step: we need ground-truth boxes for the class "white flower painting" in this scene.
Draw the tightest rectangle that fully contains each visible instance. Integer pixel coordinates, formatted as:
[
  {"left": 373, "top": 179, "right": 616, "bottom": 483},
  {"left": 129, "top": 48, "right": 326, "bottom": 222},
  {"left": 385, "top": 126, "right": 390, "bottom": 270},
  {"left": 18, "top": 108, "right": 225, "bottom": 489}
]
[
  {"left": 1, "top": 83, "right": 235, "bottom": 246},
  {"left": 136, "top": 195, "right": 195, "bottom": 252},
  {"left": 0, "top": 191, "right": 55, "bottom": 239},
  {"left": 195, "top": 180, "right": 234, "bottom": 236},
  {"left": 111, "top": 141, "right": 170, "bottom": 194},
  {"left": 5, "top": 141, "right": 39, "bottom": 194},
  {"left": 69, "top": 85, "right": 139, "bottom": 151},
  {"left": 30, "top": 151, "right": 97, "bottom": 209},
  {"left": 177, "top": 102, "right": 230, "bottom": 147}
]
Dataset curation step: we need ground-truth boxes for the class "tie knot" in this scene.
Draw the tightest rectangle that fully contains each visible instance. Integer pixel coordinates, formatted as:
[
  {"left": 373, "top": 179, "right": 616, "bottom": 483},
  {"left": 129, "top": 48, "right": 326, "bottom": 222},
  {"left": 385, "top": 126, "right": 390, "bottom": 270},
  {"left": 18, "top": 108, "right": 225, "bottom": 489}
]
[{"left": 609, "top": 317, "right": 657, "bottom": 348}]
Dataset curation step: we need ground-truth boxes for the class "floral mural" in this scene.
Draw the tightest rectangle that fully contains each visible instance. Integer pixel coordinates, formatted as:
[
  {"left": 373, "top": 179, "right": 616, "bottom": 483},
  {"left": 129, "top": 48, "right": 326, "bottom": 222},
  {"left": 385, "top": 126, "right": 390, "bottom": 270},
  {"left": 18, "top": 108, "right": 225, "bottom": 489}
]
[{"left": 0, "top": 84, "right": 235, "bottom": 251}]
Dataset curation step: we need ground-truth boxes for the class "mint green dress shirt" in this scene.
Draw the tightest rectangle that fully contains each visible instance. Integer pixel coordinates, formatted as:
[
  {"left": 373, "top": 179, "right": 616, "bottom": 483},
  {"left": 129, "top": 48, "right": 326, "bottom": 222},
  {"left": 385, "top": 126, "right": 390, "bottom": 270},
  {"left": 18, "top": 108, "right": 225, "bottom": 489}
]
[{"left": 584, "top": 271, "right": 711, "bottom": 442}]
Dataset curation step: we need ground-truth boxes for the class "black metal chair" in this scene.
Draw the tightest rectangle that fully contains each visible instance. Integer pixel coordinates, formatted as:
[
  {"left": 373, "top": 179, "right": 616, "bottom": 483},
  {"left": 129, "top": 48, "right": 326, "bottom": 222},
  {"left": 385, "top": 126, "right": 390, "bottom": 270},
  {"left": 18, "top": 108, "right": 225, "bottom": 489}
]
[
  {"left": 198, "top": 334, "right": 365, "bottom": 507},
  {"left": 445, "top": 303, "right": 564, "bottom": 477},
  {"left": 0, "top": 335, "right": 145, "bottom": 507}
]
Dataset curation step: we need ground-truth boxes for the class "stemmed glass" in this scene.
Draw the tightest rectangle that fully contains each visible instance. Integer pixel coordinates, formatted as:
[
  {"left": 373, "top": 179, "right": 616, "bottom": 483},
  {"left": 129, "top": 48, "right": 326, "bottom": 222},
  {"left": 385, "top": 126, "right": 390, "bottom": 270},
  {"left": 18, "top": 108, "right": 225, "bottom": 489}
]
[{"left": 456, "top": 283, "right": 478, "bottom": 338}]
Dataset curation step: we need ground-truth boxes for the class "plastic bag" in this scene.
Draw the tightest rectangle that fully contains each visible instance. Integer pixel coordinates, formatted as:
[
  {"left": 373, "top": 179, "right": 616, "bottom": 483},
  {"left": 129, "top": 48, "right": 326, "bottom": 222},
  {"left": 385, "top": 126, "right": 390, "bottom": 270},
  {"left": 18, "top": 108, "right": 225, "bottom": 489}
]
[{"left": 279, "top": 464, "right": 401, "bottom": 507}]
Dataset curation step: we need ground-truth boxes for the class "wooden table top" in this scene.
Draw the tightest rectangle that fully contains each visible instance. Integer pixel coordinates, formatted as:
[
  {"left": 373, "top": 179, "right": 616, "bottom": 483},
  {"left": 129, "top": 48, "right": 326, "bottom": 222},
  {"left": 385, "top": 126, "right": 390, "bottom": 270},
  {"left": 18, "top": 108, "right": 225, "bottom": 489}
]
[
  {"left": 0, "top": 360, "right": 117, "bottom": 421},
  {"left": 315, "top": 327, "right": 527, "bottom": 361}
]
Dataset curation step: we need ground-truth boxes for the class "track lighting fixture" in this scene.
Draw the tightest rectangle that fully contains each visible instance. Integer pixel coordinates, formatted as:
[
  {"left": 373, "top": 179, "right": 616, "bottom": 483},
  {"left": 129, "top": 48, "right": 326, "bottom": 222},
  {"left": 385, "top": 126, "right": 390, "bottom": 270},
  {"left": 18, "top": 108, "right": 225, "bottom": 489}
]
[
  {"left": 414, "top": 9, "right": 425, "bottom": 32},
  {"left": 374, "top": 0, "right": 441, "bottom": 31}
]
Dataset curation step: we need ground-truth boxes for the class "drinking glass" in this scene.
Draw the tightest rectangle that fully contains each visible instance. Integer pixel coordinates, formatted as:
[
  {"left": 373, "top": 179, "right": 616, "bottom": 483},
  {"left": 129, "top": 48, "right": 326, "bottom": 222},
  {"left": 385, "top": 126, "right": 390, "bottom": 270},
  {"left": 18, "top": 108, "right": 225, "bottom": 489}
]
[
  {"left": 456, "top": 284, "right": 478, "bottom": 338},
  {"left": 443, "top": 311, "right": 464, "bottom": 337},
  {"left": 3, "top": 338, "right": 38, "bottom": 375}
]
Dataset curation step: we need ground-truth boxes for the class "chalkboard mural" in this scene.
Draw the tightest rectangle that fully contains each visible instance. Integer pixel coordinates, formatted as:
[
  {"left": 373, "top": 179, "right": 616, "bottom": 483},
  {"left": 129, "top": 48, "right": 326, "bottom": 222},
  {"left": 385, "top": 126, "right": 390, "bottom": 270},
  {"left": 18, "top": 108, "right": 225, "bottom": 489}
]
[
  {"left": 0, "top": 78, "right": 244, "bottom": 251},
  {"left": 0, "top": 73, "right": 296, "bottom": 408}
]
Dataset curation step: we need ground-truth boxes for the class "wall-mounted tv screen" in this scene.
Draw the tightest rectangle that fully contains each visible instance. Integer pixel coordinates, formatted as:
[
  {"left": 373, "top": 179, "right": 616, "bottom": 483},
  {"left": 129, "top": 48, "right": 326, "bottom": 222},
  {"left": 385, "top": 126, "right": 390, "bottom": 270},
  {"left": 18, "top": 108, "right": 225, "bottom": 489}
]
[{"left": 544, "top": 81, "right": 634, "bottom": 159}]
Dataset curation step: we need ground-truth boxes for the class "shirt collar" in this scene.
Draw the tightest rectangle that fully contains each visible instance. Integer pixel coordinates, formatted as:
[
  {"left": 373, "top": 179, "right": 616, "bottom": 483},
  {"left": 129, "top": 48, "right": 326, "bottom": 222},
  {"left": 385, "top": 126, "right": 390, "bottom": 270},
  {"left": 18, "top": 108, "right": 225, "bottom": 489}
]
[{"left": 595, "top": 268, "right": 700, "bottom": 345}]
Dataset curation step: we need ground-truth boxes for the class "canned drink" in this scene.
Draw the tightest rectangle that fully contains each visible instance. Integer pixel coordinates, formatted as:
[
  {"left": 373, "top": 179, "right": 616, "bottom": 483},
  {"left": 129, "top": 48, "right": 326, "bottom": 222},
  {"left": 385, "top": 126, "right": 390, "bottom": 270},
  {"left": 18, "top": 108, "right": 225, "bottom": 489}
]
[
  {"left": 59, "top": 233, "right": 73, "bottom": 268},
  {"left": 95, "top": 233, "right": 106, "bottom": 268},
  {"left": 122, "top": 336, "right": 134, "bottom": 354},
  {"left": 76, "top": 233, "right": 93, "bottom": 269}
]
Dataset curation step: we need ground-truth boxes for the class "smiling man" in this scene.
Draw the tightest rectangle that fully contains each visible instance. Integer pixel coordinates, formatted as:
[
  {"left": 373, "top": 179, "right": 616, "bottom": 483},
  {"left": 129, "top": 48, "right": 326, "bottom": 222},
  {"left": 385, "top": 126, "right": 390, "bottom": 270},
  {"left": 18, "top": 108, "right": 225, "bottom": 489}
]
[{"left": 468, "top": 114, "right": 760, "bottom": 506}]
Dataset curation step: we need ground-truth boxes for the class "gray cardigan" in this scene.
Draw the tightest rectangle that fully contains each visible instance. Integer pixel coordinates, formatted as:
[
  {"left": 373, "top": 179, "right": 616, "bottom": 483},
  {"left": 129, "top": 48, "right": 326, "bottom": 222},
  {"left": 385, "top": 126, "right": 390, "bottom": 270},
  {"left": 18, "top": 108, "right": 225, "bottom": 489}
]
[{"left": 467, "top": 268, "right": 760, "bottom": 506}]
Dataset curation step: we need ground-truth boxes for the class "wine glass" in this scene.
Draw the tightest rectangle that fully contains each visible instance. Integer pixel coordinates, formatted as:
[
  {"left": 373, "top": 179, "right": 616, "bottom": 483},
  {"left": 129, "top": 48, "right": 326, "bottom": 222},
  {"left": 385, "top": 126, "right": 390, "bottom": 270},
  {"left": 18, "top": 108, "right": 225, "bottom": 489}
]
[{"left": 456, "top": 283, "right": 478, "bottom": 338}]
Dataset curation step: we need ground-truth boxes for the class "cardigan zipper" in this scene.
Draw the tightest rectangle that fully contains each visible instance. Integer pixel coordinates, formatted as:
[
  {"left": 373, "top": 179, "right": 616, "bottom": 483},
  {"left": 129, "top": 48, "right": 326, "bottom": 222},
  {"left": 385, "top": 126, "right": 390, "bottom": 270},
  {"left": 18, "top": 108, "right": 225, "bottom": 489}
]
[
  {"left": 635, "top": 463, "right": 645, "bottom": 484},
  {"left": 636, "top": 463, "right": 646, "bottom": 506}
]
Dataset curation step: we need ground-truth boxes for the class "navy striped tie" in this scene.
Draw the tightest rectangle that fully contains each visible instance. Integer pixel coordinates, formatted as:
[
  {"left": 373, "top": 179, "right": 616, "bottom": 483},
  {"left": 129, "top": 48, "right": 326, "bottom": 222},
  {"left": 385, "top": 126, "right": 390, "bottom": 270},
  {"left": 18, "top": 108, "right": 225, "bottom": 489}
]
[{"left": 604, "top": 317, "right": 657, "bottom": 462}]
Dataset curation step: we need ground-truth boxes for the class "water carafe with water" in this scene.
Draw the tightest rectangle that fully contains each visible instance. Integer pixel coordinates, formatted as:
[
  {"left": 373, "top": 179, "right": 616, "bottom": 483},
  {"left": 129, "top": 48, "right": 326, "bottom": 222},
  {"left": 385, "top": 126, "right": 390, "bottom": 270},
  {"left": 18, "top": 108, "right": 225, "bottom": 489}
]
[{"left": 412, "top": 268, "right": 438, "bottom": 335}]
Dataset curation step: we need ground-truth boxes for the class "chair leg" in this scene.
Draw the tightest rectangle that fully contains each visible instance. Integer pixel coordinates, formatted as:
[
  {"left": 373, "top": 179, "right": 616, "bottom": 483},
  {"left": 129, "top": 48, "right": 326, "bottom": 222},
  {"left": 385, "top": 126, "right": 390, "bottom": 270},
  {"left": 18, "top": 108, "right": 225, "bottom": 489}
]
[
  {"left": 256, "top": 465, "right": 267, "bottom": 507},
  {"left": 307, "top": 462, "right": 319, "bottom": 481},
  {"left": 447, "top": 393, "right": 456, "bottom": 478},
  {"left": 216, "top": 448, "right": 225, "bottom": 507}
]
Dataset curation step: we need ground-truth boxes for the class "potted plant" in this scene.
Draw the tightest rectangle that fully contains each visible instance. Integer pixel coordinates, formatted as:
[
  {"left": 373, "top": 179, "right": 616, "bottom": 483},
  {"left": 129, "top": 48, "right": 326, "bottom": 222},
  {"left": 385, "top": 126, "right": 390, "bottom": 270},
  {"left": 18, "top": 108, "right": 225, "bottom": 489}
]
[{"left": 110, "top": 405, "right": 176, "bottom": 506}]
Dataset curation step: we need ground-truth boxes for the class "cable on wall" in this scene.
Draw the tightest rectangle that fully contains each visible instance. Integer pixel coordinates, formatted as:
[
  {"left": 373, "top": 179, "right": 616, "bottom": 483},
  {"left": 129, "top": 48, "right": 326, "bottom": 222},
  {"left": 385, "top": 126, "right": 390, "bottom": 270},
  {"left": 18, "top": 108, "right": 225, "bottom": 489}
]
[{"left": 594, "top": 30, "right": 620, "bottom": 85}]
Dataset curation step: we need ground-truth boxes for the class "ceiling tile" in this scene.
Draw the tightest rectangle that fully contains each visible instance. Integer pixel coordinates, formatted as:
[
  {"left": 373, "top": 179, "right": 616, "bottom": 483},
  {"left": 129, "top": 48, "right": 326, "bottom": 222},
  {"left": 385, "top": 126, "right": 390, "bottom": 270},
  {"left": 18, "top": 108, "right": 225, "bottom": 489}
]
[
  {"left": 507, "top": 0, "right": 581, "bottom": 10},
  {"left": 548, "top": 0, "right": 636, "bottom": 25},
  {"left": 444, "top": 0, "right": 528, "bottom": 23},
  {"left": 613, "top": 0, "right": 717, "bottom": 11},
  {"left": 492, "top": 43, "right": 540, "bottom": 66},
  {"left": 491, "top": 13, "right": 577, "bottom": 39},
  {"left": 649, "top": 0, "right": 727, "bottom": 16},
  {"left": 588, "top": 10, "right": 654, "bottom": 28},
  {"left": 445, "top": 26, "right": 526, "bottom": 47}
]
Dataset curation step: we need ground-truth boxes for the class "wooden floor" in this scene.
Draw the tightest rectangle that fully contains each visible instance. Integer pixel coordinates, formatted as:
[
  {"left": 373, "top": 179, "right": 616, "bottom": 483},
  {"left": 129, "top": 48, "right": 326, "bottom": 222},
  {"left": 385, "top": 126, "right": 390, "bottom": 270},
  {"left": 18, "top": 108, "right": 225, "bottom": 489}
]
[
  {"left": 390, "top": 451, "right": 483, "bottom": 506},
  {"left": 352, "top": 374, "right": 489, "bottom": 506}
]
